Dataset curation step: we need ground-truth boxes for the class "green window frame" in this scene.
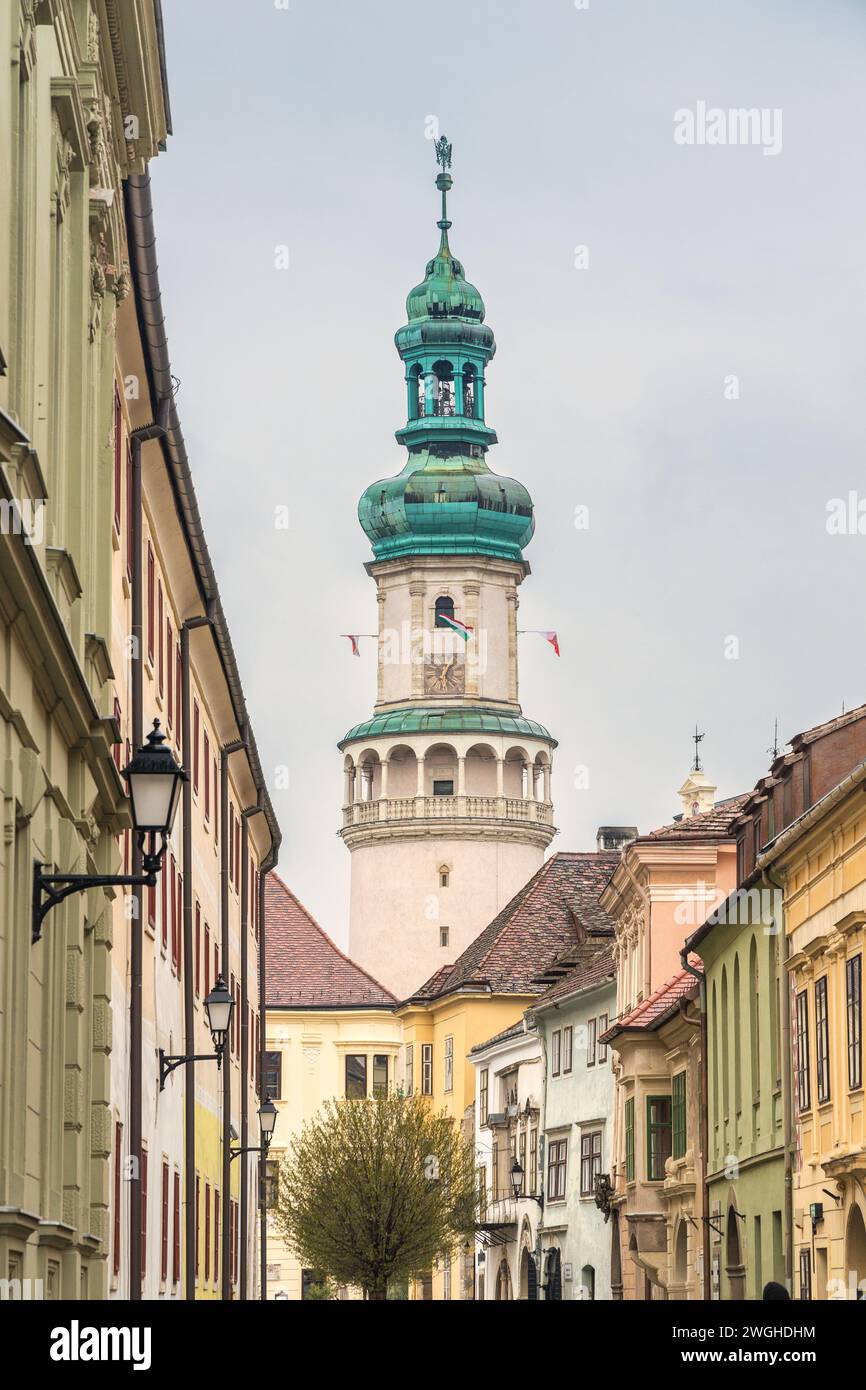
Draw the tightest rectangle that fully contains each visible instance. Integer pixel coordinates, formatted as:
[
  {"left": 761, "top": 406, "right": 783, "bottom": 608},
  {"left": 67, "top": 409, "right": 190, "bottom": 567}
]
[
  {"left": 624, "top": 1097, "right": 635, "bottom": 1183},
  {"left": 646, "top": 1095, "right": 672, "bottom": 1182},
  {"left": 672, "top": 1071, "right": 687, "bottom": 1159}
]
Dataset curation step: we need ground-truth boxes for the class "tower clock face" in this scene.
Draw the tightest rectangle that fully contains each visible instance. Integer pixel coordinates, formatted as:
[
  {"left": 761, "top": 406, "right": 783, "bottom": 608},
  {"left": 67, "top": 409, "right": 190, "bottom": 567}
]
[{"left": 424, "top": 657, "right": 465, "bottom": 696}]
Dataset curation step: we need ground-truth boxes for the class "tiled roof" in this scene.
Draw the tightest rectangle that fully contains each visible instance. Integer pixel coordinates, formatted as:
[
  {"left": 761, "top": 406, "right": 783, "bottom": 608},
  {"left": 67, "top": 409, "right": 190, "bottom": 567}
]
[
  {"left": 405, "top": 852, "right": 620, "bottom": 1003},
  {"left": 600, "top": 966, "right": 701, "bottom": 1042},
  {"left": 265, "top": 875, "right": 396, "bottom": 1009},
  {"left": 637, "top": 793, "right": 750, "bottom": 843},
  {"left": 793, "top": 701, "right": 866, "bottom": 749},
  {"left": 531, "top": 940, "right": 616, "bottom": 1011}
]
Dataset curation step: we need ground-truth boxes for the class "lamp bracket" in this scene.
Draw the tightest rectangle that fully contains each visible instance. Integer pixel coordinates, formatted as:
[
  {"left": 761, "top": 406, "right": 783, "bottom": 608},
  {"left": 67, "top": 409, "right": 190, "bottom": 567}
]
[
  {"left": 32, "top": 860, "right": 156, "bottom": 944},
  {"left": 159, "top": 1047, "right": 223, "bottom": 1092}
]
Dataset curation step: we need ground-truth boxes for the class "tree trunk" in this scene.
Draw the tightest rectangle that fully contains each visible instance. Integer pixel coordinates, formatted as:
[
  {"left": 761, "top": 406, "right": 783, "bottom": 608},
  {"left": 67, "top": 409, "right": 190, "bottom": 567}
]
[{"left": 368, "top": 1283, "right": 388, "bottom": 1301}]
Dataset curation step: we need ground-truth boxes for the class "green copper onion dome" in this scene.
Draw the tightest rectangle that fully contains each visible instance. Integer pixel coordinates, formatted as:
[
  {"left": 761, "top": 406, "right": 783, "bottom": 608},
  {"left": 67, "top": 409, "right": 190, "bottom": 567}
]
[{"left": 358, "top": 137, "right": 534, "bottom": 566}]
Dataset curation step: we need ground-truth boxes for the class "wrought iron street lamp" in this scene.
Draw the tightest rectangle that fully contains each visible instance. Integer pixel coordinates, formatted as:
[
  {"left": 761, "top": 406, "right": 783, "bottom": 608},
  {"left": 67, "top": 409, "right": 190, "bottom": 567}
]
[
  {"left": 32, "top": 720, "right": 185, "bottom": 942},
  {"left": 510, "top": 1159, "right": 544, "bottom": 1208},
  {"left": 230, "top": 1094, "right": 278, "bottom": 1160},
  {"left": 159, "top": 975, "right": 234, "bottom": 1091}
]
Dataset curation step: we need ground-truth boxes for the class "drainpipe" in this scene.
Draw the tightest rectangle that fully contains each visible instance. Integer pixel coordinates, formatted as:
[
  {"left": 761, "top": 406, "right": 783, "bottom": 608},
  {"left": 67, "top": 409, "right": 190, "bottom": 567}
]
[
  {"left": 681, "top": 946, "right": 710, "bottom": 1301},
  {"left": 128, "top": 403, "right": 169, "bottom": 1302},
  {"left": 220, "top": 737, "right": 245, "bottom": 1300},
  {"left": 259, "top": 864, "right": 270, "bottom": 1301},
  {"left": 181, "top": 612, "right": 211, "bottom": 1300},
  {"left": 239, "top": 803, "right": 261, "bottom": 1299},
  {"left": 764, "top": 863, "right": 793, "bottom": 1294}
]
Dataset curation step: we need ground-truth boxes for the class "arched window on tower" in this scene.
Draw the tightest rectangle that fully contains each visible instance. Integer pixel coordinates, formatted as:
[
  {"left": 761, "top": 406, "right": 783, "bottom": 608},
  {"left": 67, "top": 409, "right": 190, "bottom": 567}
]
[
  {"left": 462, "top": 364, "right": 476, "bottom": 418},
  {"left": 435, "top": 595, "right": 455, "bottom": 629},
  {"left": 410, "top": 363, "right": 423, "bottom": 420},
  {"left": 432, "top": 360, "right": 455, "bottom": 417}
]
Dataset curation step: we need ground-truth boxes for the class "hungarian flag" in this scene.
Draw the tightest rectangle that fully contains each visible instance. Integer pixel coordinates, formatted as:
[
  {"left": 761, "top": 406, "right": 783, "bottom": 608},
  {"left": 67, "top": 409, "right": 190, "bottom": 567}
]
[
  {"left": 341, "top": 634, "right": 361, "bottom": 657},
  {"left": 438, "top": 614, "right": 473, "bottom": 642}
]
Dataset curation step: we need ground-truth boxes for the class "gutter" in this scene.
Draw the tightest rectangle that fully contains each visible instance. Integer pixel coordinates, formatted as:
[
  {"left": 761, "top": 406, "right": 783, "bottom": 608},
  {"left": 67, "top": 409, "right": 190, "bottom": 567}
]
[
  {"left": 123, "top": 170, "right": 282, "bottom": 1303},
  {"left": 680, "top": 945, "right": 710, "bottom": 1301}
]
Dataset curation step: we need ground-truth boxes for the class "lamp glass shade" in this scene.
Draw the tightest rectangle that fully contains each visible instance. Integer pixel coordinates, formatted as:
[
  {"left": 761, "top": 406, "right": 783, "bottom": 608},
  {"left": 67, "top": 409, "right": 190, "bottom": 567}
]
[
  {"left": 259, "top": 1097, "right": 278, "bottom": 1139},
  {"left": 122, "top": 720, "right": 186, "bottom": 834},
  {"left": 204, "top": 976, "right": 234, "bottom": 1041},
  {"left": 510, "top": 1160, "right": 524, "bottom": 1200}
]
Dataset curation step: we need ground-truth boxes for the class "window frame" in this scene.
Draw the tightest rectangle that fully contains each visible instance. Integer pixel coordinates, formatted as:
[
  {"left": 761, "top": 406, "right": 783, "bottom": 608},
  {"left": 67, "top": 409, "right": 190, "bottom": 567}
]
[
  {"left": 847, "top": 953, "right": 863, "bottom": 1092},
  {"left": 444, "top": 1035, "right": 454, "bottom": 1093},
  {"left": 405, "top": 1044, "right": 413, "bottom": 1097},
  {"left": 562, "top": 1024, "right": 573, "bottom": 1074},
  {"left": 345, "top": 1053, "right": 367, "bottom": 1100},
  {"left": 586, "top": 1017, "right": 597, "bottom": 1068},
  {"left": 815, "top": 976, "right": 831, "bottom": 1104},
  {"left": 422, "top": 1043, "right": 433, "bottom": 1095},
  {"left": 646, "top": 1095, "right": 672, "bottom": 1182},
  {"left": 624, "top": 1097, "right": 635, "bottom": 1183},
  {"left": 551, "top": 1029, "right": 561, "bottom": 1077},
  {"left": 479, "top": 1066, "right": 488, "bottom": 1124},
  {"left": 672, "top": 1070, "right": 687, "bottom": 1159},
  {"left": 546, "top": 1136, "right": 568, "bottom": 1202},
  {"left": 579, "top": 1129, "right": 602, "bottom": 1198},
  {"left": 796, "top": 989, "right": 811, "bottom": 1112}
]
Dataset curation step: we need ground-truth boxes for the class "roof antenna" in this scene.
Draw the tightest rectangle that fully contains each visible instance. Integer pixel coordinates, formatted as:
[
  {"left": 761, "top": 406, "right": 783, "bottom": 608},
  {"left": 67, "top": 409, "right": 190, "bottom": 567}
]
[
  {"left": 691, "top": 725, "right": 705, "bottom": 773},
  {"left": 767, "top": 717, "right": 780, "bottom": 761}
]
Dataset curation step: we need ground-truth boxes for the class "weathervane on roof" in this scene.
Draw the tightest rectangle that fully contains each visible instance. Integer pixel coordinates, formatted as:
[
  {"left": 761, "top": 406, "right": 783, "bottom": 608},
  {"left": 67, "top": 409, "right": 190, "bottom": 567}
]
[
  {"left": 768, "top": 717, "right": 780, "bottom": 761},
  {"left": 434, "top": 134, "right": 452, "bottom": 170},
  {"left": 691, "top": 725, "right": 705, "bottom": 773}
]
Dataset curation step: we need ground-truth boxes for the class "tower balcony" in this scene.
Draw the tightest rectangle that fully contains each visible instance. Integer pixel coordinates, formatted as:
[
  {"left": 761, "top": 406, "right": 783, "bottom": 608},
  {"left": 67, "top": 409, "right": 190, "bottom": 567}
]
[{"left": 343, "top": 792, "right": 554, "bottom": 831}]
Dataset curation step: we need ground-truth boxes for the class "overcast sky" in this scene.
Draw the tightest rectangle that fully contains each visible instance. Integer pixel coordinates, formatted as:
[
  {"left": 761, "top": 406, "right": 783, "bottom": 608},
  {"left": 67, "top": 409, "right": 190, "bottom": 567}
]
[{"left": 152, "top": 0, "right": 866, "bottom": 945}]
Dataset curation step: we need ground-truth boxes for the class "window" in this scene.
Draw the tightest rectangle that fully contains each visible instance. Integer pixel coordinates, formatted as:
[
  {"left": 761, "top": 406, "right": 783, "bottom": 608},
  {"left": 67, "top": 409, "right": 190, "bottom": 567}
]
[
  {"left": 529, "top": 1127, "right": 538, "bottom": 1195},
  {"left": 586, "top": 1017, "right": 597, "bottom": 1067},
  {"left": 443, "top": 1257, "right": 451, "bottom": 1300},
  {"left": 547, "top": 1137, "right": 568, "bottom": 1201},
  {"left": 815, "top": 977, "right": 830, "bottom": 1104},
  {"left": 161, "top": 856, "right": 168, "bottom": 951},
  {"left": 479, "top": 1067, "right": 488, "bottom": 1124},
  {"left": 195, "top": 903, "right": 201, "bottom": 998},
  {"left": 562, "top": 1025, "right": 573, "bottom": 1074},
  {"left": 646, "top": 1096, "right": 672, "bottom": 1181},
  {"left": 433, "top": 779, "right": 454, "bottom": 796},
  {"left": 405, "top": 1045, "right": 414, "bottom": 1096},
  {"left": 263, "top": 1162, "right": 278, "bottom": 1210},
  {"left": 796, "top": 990, "right": 811, "bottom": 1112},
  {"left": 847, "top": 954, "right": 863, "bottom": 1091},
  {"left": 264, "top": 1050, "right": 282, "bottom": 1100},
  {"left": 157, "top": 581, "right": 164, "bottom": 697},
  {"left": 195, "top": 1176, "right": 200, "bottom": 1280},
  {"left": 624, "top": 1098, "right": 635, "bottom": 1182},
  {"left": 672, "top": 1071, "right": 687, "bottom": 1159},
  {"left": 147, "top": 544, "right": 155, "bottom": 663},
  {"left": 113, "top": 1121, "right": 123, "bottom": 1278},
  {"left": 213, "top": 759, "right": 219, "bottom": 844},
  {"left": 214, "top": 1191, "right": 220, "bottom": 1285},
  {"left": 491, "top": 1140, "right": 499, "bottom": 1200},
  {"left": 172, "top": 1172, "right": 181, "bottom": 1285},
  {"left": 580, "top": 1131, "right": 602, "bottom": 1197},
  {"left": 439, "top": 866, "right": 450, "bottom": 888},
  {"left": 594, "top": 1018, "right": 606, "bottom": 1068},
  {"left": 477, "top": 1166, "right": 487, "bottom": 1221},
  {"left": 434, "top": 595, "right": 455, "bottom": 629},
  {"left": 160, "top": 1161, "right": 169, "bottom": 1284},
  {"left": 230, "top": 973, "right": 237, "bottom": 1056},
  {"left": 166, "top": 618, "right": 173, "bottom": 728},
  {"left": 193, "top": 700, "right": 200, "bottom": 793},
  {"left": 422, "top": 1043, "right": 433, "bottom": 1095},
  {"left": 373, "top": 1054, "right": 389, "bottom": 1098},
  {"left": 204, "top": 1182, "right": 211, "bottom": 1283},
  {"left": 551, "top": 1029, "right": 561, "bottom": 1077},
  {"left": 113, "top": 387, "right": 123, "bottom": 534},
  {"left": 440, "top": 925, "right": 450, "bottom": 948},
  {"left": 204, "top": 731, "right": 211, "bottom": 821},
  {"left": 204, "top": 923, "right": 210, "bottom": 996},
  {"left": 444, "top": 1036, "right": 453, "bottom": 1093},
  {"left": 518, "top": 1130, "right": 526, "bottom": 1195},
  {"left": 799, "top": 1247, "right": 812, "bottom": 1301},
  {"left": 176, "top": 645, "right": 182, "bottom": 747},
  {"left": 345, "top": 1054, "right": 367, "bottom": 1099},
  {"left": 140, "top": 1147, "right": 148, "bottom": 1281}
]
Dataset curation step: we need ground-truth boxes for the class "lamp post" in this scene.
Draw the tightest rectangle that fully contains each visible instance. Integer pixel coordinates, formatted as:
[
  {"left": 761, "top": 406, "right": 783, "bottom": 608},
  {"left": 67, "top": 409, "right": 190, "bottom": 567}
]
[
  {"left": 510, "top": 1159, "right": 544, "bottom": 1209},
  {"left": 159, "top": 976, "right": 234, "bottom": 1090},
  {"left": 32, "top": 720, "right": 185, "bottom": 942},
  {"left": 230, "top": 1095, "right": 277, "bottom": 1160}
]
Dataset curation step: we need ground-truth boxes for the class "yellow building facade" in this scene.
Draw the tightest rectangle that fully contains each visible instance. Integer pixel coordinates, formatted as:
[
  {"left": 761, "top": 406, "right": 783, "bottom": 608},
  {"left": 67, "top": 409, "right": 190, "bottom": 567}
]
[{"left": 760, "top": 761, "right": 866, "bottom": 1299}]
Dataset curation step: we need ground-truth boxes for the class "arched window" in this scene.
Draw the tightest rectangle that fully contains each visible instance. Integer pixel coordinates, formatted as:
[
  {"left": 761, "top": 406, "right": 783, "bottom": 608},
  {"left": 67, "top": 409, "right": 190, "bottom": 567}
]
[
  {"left": 410, "top": 364, "right": 424, "bottom": 420},
  {"left": 432, "top": 360, "right": 455, "bottom": 417},
  {"left": 435, "top": 595, "right": 455, "bottom": 629},
  {"left": 462, "top": 364, "right": 476, "bottom": 417},
  {"left": 439, "top": 865, "right": 450, "bottom": 888}
]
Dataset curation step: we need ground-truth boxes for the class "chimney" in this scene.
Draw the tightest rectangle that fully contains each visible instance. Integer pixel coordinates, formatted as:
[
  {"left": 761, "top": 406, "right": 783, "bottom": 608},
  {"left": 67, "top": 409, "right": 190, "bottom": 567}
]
[{"left": 596, "top": 826, "right": 638, "bottom": 853}]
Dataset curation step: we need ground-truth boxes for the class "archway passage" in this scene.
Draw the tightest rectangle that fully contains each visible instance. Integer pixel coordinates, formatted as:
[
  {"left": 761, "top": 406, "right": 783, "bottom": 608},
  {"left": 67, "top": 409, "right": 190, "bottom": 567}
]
[
  {"left": 519, "top": 1246, "right": 538, "bottom": 1300},
  {"left": 544, "top": 1247, "right": 562, "bottom": 1301},
  {"left": 846, "top": 1204, "right": 866, "bottom": 1298},
  {"left": 495, "top": 1257, "right": 513, "bottom": 1301}
]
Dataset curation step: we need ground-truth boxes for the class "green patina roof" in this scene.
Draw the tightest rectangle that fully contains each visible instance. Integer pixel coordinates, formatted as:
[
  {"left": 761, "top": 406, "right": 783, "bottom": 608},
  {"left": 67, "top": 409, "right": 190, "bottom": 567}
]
[
  {"left": 405, "top": 226, "right": 486, "bottom": 324},
  {"left": 358, "top": 450, "right": 534, "bottom": 563},
  {"left": 338, "top": 706, "right": 557, "bottom": 749}
]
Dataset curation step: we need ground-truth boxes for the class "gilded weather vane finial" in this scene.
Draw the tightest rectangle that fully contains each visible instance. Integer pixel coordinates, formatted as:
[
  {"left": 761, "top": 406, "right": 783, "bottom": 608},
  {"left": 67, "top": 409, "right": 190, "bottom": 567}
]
[{"left": 434, "top": 134, "right": 452, "bottom": 170}]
